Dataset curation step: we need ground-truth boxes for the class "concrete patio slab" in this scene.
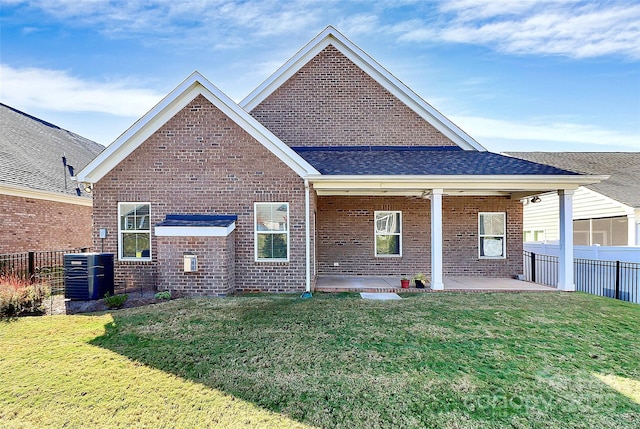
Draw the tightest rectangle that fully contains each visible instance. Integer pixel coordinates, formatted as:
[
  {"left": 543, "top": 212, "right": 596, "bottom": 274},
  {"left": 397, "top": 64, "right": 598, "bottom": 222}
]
[
  {"left": 315, "top": 275, "right": 557, "bottom": 293},
  {"left": 444, "top": 277, "right": 556, "bottom": 291}
]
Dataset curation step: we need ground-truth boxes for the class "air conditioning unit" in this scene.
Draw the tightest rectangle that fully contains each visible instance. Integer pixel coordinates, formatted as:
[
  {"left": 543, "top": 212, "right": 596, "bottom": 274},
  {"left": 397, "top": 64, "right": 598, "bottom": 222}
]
[{"left": 64, "top": 253, "right": 114, "bottom": 300}]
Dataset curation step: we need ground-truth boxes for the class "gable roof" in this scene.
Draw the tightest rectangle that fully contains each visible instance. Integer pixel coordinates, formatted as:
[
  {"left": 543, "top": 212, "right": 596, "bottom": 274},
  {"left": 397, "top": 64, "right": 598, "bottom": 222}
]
[
  {"left": 506, "top": 152, "right": 640, "bottom": 208},
  {"left": 77, "top": 72, "right": 319, "bottom": 184},
  {"left": 240, "top": 26, "right": 486, "bottom": 152},
  {"left": 295, "top": 146, "right": 580, "bottom": 176},
  {"left": 0, "top": 103, "right": 104, "bottom": 201}
]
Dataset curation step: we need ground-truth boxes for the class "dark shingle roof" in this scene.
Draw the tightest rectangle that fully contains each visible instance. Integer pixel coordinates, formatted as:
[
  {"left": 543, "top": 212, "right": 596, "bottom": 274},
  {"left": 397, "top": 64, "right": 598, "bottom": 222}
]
[
  {"left": 293, "top": 146, "right": 579, "bottom": 176},
  {"left": 0, "top": 103, "right": 104, "bottom": 196},
  {"left": 506, "top": 152, "right": 640, "bottom": 208},
  {"left": 156, "top": 214, "right": 238, "bottom": 227}
]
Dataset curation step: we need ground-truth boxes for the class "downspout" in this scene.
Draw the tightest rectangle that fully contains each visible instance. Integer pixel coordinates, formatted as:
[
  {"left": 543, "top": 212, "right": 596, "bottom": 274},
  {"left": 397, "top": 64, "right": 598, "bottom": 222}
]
[{"left": 301, "top": 179, "right": 312, "bottom": 298}]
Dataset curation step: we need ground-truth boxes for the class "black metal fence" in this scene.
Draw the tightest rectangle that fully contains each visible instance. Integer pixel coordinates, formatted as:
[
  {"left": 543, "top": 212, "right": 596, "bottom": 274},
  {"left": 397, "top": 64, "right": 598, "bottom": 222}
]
[
  {"left": 524, "top": 251, "right": 640, "bottom": 304},
  {"left": 523, "top": 251, "right": 558, "bottom": 287},
  {"left": 0, "top": 248, "right": 88, "bottom": 295}
]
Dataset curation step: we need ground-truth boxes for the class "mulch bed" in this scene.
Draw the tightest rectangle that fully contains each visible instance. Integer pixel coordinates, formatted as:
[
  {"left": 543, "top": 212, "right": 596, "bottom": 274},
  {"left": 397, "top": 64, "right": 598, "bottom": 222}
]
[{"left": 44, "top": 291, "right": 176, "bottom": 315}]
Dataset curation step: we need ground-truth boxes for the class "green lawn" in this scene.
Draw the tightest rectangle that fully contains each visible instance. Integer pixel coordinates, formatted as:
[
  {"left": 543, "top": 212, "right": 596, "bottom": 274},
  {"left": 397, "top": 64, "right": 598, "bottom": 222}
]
[{"left": 1, "top": 292, "right": 639, "bottom": 428}]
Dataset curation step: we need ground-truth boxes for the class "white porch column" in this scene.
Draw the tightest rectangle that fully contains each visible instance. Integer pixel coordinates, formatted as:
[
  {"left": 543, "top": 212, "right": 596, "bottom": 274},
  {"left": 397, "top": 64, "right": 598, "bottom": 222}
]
[
  {"left": 627, "top": 213, "right": 636, "bottom": 246},
  {"left": 431, "top": 188, "right": 444, "bottom": 290},
  {"left": 558, "top": 190, "right": 575, "bottom": 291}
]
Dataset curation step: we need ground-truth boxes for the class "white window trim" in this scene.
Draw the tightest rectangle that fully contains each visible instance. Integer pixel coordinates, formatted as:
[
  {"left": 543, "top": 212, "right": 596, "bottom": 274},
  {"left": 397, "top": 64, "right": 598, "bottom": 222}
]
[
  {"left": 117, "top": 202, "right": 152, "bottom": 262},
  {"left": 374, "top": 210, "right": 402, "bottom": 258},
  {"left": 254, "top": 202, "right": 290, "bottom": 262},
  {"left": 478, "top": 212, "right": 506, "bottom": 259}
]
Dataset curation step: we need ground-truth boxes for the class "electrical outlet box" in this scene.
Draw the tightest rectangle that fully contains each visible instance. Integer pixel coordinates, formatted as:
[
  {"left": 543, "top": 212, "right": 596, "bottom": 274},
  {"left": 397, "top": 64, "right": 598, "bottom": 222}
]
[{"left": 333, "top": 262, "right": 339, "bottom": 267}]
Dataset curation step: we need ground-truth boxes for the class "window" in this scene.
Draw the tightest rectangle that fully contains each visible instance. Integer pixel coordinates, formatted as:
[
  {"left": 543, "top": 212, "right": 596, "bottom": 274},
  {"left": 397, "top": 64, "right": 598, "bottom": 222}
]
[
  {"left": 255, "top": 202, "right": 289, "bottom": 261},
  {"left": 573, "top": 216, "right": 629, "bottom": 246},
  {"left": 375, "top": 211, "right": 402, "bottom": 257},
  {"left": 118, "top": 202, "right": 151, "bottom": 260},
  {"left": 523, "top": 230, "right": 545, "bottom": 242},
  {"left": 479, "top": 212, "right": 506, "bottom": 258}
]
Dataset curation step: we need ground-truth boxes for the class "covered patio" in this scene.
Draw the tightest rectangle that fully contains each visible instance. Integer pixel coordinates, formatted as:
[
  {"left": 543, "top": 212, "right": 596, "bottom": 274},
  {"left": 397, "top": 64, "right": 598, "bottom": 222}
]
[
  {"left": 315, "top": 275, "right": 557, "bottom": 293},
  {"left": 299, "top": 147, "right": 608, "bottom": 294}
]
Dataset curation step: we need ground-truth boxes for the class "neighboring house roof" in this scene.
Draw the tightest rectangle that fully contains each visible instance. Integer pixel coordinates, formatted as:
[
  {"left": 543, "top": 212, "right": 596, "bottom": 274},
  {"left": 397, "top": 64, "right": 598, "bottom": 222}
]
[
  {"left": 0, "top": 103, "right": 104, "bottom": 202},
  {"left": 295, "top": 146, "right": 579, "bottom": 176},
  {"left": 506, "top": 152, "right": 640, "bottom": 208},
  {"left": 240, "top": 26, "right": 486, "bottom": 152},
  {"left": 77, "top": 72, "right": 320, "bottom": 184}
]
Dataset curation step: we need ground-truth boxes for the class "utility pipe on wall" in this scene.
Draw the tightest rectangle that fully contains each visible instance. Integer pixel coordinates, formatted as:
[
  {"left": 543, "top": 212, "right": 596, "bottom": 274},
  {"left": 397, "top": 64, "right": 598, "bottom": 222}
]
[{"left": 305, "top": 179, "right": 311, "bottom": 294}]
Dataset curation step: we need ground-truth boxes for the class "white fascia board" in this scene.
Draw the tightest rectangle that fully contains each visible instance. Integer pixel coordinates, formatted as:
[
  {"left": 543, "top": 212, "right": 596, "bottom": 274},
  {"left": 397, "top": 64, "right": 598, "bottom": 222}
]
[
  {"left": 315, "top": 189, "right": 510, "bottom": 197},
  {"left": 155, "top": 223, "right": 235, "bottom": 237},
  {"left": 0, "top": 184, "right": 92, "bottom": 206},
  {"left": 77, "top": 72, "right": 319, "bottom": 184},
  {"left": 308, "top": 175, "right": 609, "bottom": 193},
  {"left": 240, "top": 26, "right": 486, "bottom": 152}
]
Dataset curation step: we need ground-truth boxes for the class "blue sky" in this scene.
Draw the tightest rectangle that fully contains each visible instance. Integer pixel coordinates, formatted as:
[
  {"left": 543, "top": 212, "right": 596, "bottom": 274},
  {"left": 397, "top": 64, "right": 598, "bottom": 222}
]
[{"left": 1, "top": 0, "right": 638, "bottom": 152}]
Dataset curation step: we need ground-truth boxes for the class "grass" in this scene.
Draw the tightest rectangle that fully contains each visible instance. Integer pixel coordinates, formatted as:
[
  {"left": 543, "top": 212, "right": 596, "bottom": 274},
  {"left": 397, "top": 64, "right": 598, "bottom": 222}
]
[{"left": 1, "top": 292, "right": 639, "bottom": 428}]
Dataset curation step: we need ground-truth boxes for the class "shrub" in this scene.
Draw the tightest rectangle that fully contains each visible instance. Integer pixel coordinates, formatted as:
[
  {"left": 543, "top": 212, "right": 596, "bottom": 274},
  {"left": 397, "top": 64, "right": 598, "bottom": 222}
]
[
  {"left": 154, "top": 291, "right": 171, "bottom": 300},
  {"left": 0, "top": 275, "right": 50, "bottom": 318},
  {"left": 103, "top": 293, "right": 128, "bottom": 309}
]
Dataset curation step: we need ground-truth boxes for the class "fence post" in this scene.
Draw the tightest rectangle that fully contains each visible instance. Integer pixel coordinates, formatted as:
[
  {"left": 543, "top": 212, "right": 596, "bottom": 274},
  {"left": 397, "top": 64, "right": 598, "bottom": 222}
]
[
  {"left": 28, "top": 251, "right": 35, "bottom": 283},
  {"left": 531, "top": 252, "right": 536, "bottom": 283},
  {"left": 615, "top": 260, "right": 620, "bottom": 300}
]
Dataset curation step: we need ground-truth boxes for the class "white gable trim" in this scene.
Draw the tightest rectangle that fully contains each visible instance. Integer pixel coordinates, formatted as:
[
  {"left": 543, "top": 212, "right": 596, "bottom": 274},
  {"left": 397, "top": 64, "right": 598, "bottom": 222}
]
[
  {"left": 240, "top": 26, "right": 486, "bottom": 152},
  {"left": 77, "top": 72, "right": 319, "bottom": 184}
]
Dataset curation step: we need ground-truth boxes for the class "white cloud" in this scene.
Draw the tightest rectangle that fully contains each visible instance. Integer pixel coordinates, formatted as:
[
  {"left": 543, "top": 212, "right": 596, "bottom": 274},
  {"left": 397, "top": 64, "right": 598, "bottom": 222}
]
[
  {"left": 438, "top": 0, "right": 552, "bottom": 21},
  {"left": 451, "top": 114, "right": 640, "bottom": 149},
  {"left": 397, "top": 0, "right": 640, "bottom": 59},
  {"left": 10, "top": 0, "right": 326, "bottom": 48},
  {"left": 8, "top": 0, "right": 639, "bottom": 59},
  {"left": 337, "top": 14, "right": 380, "bottom": 36},
  {"left": 0, "top": 64, "right": 163, "bottom": 117}
]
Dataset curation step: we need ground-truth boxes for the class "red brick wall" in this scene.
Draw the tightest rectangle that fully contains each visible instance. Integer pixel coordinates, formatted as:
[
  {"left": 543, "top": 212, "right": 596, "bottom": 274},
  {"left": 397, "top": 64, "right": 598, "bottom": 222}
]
[
  {"left": 316, "top": 195, "right": 523, "bottom": 278},
  {"left": 250, "top": 45, "right": 456, "bottom": 148},
  {"left": 92, "top": 94, "right": 310, "bottom": 293},
  {"left": 316, "top": 196, "right": 431, "bottom": 276},
  {"left": 0, "top": 194, "right": 92, "bottom": 253},
  {"left": 442, "top": 196, "right": 523, "bottom": 277},
  {"left": 156, "top": 234, "right": 235, "bottom": 296}
]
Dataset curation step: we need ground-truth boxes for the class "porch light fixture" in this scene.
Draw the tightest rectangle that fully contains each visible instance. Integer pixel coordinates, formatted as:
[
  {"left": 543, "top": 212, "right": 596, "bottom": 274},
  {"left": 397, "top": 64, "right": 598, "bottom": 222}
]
[
  {"left": 530, "top": 196, "right": 541, "bottom": 203},
  {"left": 83, "top": 183, "right": 93, "bottom": 194}
]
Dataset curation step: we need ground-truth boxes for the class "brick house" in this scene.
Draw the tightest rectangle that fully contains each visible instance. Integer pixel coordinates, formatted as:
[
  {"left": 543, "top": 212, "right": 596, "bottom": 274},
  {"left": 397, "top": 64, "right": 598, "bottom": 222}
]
[
  {"left": 0, "top": 103, "right": 104, "bottom": 253},
  {"left": 77, "top": 26, "right": 603, "bottom": 295}
]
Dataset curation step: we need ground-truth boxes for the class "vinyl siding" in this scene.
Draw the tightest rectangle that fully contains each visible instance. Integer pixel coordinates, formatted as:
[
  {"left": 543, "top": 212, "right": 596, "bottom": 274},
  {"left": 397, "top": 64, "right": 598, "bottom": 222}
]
[{"left": 523, "top": 187, "right": 634, "bottom": 242}]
